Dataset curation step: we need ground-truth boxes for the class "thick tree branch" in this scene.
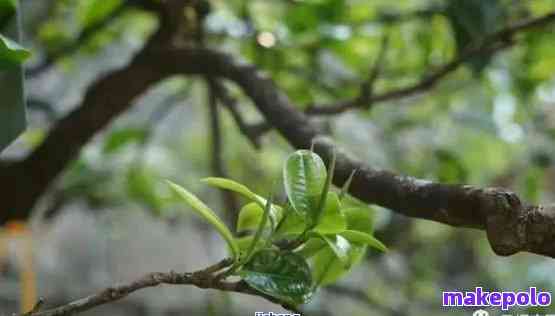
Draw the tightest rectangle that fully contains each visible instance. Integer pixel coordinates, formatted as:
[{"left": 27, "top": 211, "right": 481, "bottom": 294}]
[
  {"left": 0, "top": 29, "right": 171, "bottom": 223},
  {"left": 147, "top": 45, "right": 555, "bottom": 258},
  {"left": 22, "top": 258, "right": 301, "bottom": 316},
  {"left": 306, "top": 11, "right": 555, "bottom": 115},
  {"left": 4, "top": 12, "right": 555, "bottom": 260}
]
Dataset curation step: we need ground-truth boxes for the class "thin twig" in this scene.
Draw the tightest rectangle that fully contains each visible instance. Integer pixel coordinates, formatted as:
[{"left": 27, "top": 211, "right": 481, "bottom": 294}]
[
  {"left": 209, "top": 79, "right": 270, "bottom": 149},
  {"left": 21, "top": 258, "right": 301, "bottom": 316},
  {"left": 306, "top": 11, "right": 555, "bottom": 115}
]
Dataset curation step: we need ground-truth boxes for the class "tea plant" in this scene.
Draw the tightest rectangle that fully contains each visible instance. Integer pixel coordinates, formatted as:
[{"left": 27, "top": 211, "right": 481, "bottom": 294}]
[{"left": 166, "top": 149, "right": 386, "bottom": 307}]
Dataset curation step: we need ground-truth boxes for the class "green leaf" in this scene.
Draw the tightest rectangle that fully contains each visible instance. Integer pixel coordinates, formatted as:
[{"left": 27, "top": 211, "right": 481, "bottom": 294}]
[
  {"left": 283, "top": 150, "right": 327, "bottom": 222},
  {"left": 275, "top": 209, "right": 305, "bottom": 237},
  {"left": 340, "top": 230, "right": 387, "bottom": 252},
  {"left": 0, "top": 33, "right": 30, "bottom": 68},
  {"left": 0, "top": 0, "right": 16, "bottom": 10},
  {"left": 311, "top": 244, "right": 366, "bottom": 286},
  {"left": 166, "top": 180, "right": 239, "bottom": 260},
  {"left": 296, "top": 237, "right": 326, "bottom": 258},
  {"left": 343, "top": 207, "right": 374, "bottom": 234},
  {"left": 315, "top": 233, "right": 351, "bottom": 268},
  {"left": 236, "top": 236, "right": 273, "bottom": 259},
  {"left": 202, "top": 177, "right": 282, "bottom": 227},
  {"left": 239, "top": 249, "right": 313, "bottom": 305},
  {"left": 276, "top": 193, "right": 346, "bottom": 237},
  {"left": 0, "top": 0, "right": 16, "bottom": 26},
  {"left": 237, "top": 202, "right": 265, "bottom": 232},
  {"left": 314, "top": 192, "right": 346, "bottom": 234}
]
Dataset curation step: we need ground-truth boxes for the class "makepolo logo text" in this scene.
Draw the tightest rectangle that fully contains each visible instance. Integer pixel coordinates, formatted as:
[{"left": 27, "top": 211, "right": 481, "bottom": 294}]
[{"left": 443, "top": 287, "right": 551, "bottom": 311}]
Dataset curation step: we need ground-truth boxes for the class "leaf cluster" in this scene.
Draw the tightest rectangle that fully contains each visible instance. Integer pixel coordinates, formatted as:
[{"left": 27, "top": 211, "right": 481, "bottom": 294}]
[{"left": 167, "top": 149, "right": 386, "bottom": 306}]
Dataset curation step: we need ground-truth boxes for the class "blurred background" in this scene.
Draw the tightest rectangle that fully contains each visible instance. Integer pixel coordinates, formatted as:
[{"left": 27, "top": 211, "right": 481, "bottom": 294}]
[{"left": 2, "top": 0, "right": 555, "bottom": 315}]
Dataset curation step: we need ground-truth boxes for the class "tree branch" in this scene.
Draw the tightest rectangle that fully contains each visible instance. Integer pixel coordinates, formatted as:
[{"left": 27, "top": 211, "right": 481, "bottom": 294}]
[
  {"left": 4, "top": 12, "right": 555, "bottom": 260},
  {"left": 148, "top": 44, "right": 555, "bottom": 258},
  {"left": 306, "top": 11, "right": 555, "bottom": 115},
  {"left": 22, "top": 258, "right": 301, "bottom": 316},
  {"left": 209, "top": 79, "right": 267, "bottom": 149},
  {"left": 0, "top": 24, "right": 172, "bottom": 223}
]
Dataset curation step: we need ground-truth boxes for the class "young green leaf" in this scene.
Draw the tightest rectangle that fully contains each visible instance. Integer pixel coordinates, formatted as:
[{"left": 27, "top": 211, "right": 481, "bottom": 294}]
[
  {"left": 314, "top": 192, "right": 346, "bottom": 234},
  {"left": 313, "top": 233, "right": 351, "bottom": 268},
  {"left": 239, "top": 249, "right": 313, "bottom": 305},
  {"left": 296, "top": 237, "right": 327, "bottom": 258},
  {"left": 0, "top": 33, "right": 30, "bottom": 68},
  {"left": 236, "top": 236, "right": 275, "bottom": 258},
  {"left": 166, "top": 180, "right": 239, "bottom": 260},
  {"left": 311, "top": 245, "right": 366, "bottom": 286},
  {"left": 283, "top": 150, "right": 326, "bottom": 222},
  {"left": 340, "top": 230, "right": 387, "bottom": 252},
  {"left": 237, "top": 202, "right": 264, "bottom": 232},
  {"left": 202, "top": 177, "right": 282, "bottom": 226},
  {"left": 276, "top": 193, "right": 346, "bottom": 237},
  {"left": 343, "top": 207, "right": 374, "bottom": 234}
]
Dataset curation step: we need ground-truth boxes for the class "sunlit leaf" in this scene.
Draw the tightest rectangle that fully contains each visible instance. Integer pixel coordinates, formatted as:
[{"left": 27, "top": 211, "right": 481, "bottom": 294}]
[
  {"left": 166, "top": 180, "right": 239, "bottom": 260},
  {"left": 239, "top": 249, "right": 313, "bottom": 305}
]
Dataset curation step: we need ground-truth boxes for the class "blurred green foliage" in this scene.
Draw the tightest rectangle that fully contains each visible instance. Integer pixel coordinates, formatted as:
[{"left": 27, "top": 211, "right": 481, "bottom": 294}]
[{"left": 11, "top": 0, "right": 555, "bottom": 314}]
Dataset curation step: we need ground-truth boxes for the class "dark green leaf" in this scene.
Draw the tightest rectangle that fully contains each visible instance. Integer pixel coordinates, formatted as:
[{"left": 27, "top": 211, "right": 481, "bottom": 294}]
[{"left": 239, "top": 249, "right": 313, "bottom": 305}]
